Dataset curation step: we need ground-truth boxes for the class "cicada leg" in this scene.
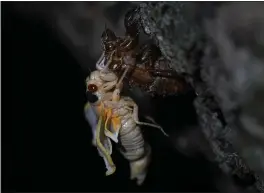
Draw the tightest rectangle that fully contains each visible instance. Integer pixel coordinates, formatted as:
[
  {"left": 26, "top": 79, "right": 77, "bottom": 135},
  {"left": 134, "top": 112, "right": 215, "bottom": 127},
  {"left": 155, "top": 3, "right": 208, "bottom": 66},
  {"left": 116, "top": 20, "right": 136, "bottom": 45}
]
[{"left": 131, "top": 102, "right": 169, "bottom": 136}]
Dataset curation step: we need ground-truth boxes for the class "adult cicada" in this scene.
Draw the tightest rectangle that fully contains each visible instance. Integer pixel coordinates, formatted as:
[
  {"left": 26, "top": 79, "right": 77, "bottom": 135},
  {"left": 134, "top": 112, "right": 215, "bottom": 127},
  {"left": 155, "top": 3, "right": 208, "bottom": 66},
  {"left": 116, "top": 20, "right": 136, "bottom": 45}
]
[{"left": 84, "top": 69, "right": 167, "bottom": 185}]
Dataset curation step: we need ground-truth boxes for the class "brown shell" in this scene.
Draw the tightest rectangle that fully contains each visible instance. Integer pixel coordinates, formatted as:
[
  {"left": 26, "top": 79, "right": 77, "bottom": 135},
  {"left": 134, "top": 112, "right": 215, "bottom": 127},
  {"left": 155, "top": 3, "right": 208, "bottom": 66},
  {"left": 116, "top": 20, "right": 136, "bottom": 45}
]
[
  {"left": 128, "top": 66, "right": 188, "bottom": 96},
  {"left": 103, "top": 46, "right": 189, "bottom": 97},
  {"left": 99, "top": 8, "right": 190, "bottom": 97}
]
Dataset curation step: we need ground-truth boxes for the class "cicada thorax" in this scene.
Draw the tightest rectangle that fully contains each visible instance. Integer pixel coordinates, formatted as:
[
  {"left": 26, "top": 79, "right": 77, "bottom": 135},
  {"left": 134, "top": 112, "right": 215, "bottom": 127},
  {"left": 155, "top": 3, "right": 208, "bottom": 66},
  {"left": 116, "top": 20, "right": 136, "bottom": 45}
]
[
  {"left": 136, "top": 43, "right": 162, "bottom": 68},
  {"left": 148, "top": 58, "right": 190, "bottom": 96},
  {"left": 149, "top": 76, "right": 189, "bottom": 96},
  {"left": 106, "top": 40, "right": 138, "bottom": 78},
  {"left": 119, "top": 34, "right": 139, "bottom": 52},
  {"left": 107, "top": 50, "right": 123, "bottom": 72},
  {"left": 127, "top": 64, "right": 186, "bottom": 96},
  {"left": 121, "top": 43, "right": 189, "bottom": 96}
]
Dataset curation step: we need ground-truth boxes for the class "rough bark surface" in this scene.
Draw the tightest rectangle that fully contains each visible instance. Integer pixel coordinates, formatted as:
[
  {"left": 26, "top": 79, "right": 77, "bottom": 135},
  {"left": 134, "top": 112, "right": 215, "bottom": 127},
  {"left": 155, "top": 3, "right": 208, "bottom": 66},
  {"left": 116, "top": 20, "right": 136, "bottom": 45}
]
[{"left": 139, "top": 2, "right": 264, "bottom": 192}]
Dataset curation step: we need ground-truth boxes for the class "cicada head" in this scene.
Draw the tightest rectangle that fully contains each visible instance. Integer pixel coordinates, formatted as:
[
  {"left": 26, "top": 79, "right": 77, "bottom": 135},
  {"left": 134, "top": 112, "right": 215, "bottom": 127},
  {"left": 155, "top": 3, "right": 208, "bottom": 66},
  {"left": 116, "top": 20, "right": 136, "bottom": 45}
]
[
  {"left": 86, "top": 71, "right": 103, "bottom": 103},
  {"left": 101, "top": 28, "right": 118, "bottom": 53},
  {"left": 85, "top": 70, "right": 118, "bottom": 103}
]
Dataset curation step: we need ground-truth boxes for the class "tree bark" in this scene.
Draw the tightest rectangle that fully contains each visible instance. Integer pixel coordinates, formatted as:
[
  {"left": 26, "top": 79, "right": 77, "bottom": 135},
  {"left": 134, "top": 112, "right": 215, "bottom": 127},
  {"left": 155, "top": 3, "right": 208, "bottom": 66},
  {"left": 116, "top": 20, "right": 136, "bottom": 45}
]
[{"left": 139, "top": 2, "right": 264, "bottom": 192}]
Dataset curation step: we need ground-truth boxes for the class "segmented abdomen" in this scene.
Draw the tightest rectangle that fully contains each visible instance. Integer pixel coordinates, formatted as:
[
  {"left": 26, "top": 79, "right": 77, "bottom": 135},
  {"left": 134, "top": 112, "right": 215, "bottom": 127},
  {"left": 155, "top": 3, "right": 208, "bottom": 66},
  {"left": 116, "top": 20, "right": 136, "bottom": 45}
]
[{"left": 118, "top": 117, "right": 149, "bottom": 161}]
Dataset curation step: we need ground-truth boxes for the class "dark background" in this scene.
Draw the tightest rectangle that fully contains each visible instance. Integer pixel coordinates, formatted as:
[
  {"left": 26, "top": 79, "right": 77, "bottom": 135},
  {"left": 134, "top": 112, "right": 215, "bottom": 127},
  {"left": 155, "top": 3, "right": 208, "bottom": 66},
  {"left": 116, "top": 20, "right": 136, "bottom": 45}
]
[{"left": 2, "top": 2, "right": 218, "bottom": 192}]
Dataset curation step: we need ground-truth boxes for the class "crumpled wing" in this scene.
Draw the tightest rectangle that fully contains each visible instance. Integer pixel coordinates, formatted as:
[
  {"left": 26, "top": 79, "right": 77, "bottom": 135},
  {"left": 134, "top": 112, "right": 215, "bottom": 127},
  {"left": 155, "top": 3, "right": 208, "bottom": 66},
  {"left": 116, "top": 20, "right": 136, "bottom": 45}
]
[
  {"left": 84, "top": 102, "right": 98, "bottom": 145},
  {"left": 96, "top": 114, "right": 116, "bottom": 176}
]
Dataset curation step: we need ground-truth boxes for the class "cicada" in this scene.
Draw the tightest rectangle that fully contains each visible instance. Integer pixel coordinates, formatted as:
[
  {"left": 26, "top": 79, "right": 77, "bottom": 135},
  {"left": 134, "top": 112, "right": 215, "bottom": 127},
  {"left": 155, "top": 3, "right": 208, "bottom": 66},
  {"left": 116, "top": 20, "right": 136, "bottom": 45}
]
[{"left": 84, "top": 69, "right": 168, "bottom": 185}]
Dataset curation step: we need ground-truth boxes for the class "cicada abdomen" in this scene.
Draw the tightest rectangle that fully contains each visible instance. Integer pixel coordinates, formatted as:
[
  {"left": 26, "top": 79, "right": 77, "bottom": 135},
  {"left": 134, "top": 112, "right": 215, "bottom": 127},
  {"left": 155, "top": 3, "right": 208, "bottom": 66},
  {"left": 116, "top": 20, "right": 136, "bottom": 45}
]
[{"left": 118, "top": 120, "right": 151, "bottom": 185}]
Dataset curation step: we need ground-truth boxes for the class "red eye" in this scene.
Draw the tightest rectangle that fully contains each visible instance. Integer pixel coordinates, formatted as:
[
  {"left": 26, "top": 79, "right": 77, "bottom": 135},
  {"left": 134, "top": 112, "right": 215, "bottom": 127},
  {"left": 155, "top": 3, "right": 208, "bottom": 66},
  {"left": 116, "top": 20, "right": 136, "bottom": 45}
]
[{"left": 88, "top": 84, "right": 98, "bottom": 92}]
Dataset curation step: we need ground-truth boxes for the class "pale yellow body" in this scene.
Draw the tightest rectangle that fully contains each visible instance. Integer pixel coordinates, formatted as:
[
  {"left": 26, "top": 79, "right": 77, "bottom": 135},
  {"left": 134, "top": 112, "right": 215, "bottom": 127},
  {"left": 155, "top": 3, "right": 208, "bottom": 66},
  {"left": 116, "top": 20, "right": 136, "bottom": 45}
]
[{"left": 85, "top": 69, "right": 167, "bottom": 185}]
